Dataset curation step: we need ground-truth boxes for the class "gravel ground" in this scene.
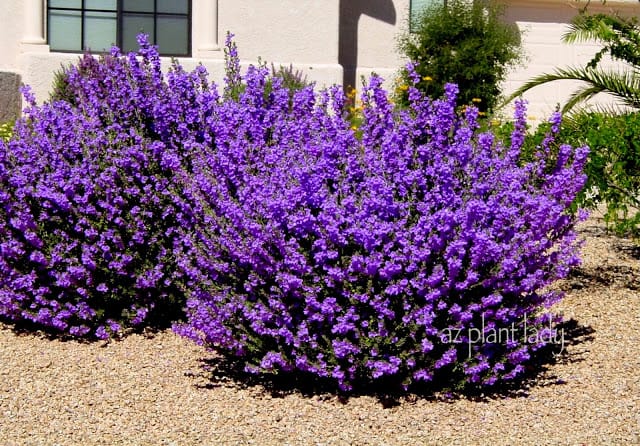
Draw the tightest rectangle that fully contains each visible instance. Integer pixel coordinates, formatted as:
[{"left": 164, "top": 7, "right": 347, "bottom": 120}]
[{"left": 1, "top": 212, "right": 639, "bottom": 446}]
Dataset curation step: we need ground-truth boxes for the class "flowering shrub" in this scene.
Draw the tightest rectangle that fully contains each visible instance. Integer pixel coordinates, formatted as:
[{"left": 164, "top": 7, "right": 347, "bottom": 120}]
[
  {"left": 0, "top": 35, "right": 217, "bottom": 338},
  {"left": 175, "top": 51, "right": 589, "bottom": 391},
  {"left": 0, "top": 32, "right": 588, "bottom": 394}
]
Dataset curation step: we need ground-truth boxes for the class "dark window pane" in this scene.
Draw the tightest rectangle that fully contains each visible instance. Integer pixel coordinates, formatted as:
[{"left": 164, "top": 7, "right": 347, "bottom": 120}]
[
  {"left": 122, "top": 13, "right": 155, "bottom": 52},
  {"left": 49, "top": 0, "right": 82, "bottom": 8},
  {"left": 48, "top": 0, "right": 191, "bottom": 55},
  {"left": 157, "top": 16, "right": 188, "bottom": 55},
  {"left": 122, "top": 0, "right": 155, "bottom": 13},
  {"left": 85, "top": 0, "right": 117, "bottom": 10},
  {"left": 49, "top": 10, "right": 82, "bottom": 51},
  {"left": 157, "top": 0, "right": 189, "bottom": 14},
  {"left": 84, "top": 11, "right": 117, "bottom": 52}
]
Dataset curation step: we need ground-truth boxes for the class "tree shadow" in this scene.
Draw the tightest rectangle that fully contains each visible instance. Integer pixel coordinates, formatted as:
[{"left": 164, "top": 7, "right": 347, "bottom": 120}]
[
  {"left": 615, "top": 239, "right": 640, "bottom": 261},
  {"left": 187, "top": 317, "right": 595, "bottom": 407},
  {"left": 0, "top": 317, "right": 98, "bottom": 344},
  {"left": 339, "top": 0, "right": 397, "bottom": 90},
  {"left": 0, "top": 299, "right": 185, "bottom": 344},
  {"left": 566, "top": 264, "right": 640, "bottom": 290}
]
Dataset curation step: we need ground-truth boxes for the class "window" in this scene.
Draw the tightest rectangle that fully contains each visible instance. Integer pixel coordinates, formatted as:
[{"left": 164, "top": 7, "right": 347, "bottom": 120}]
[
  {"left": 410, "top": 0, "right": 440, "bottom": 32},
  {"left": 47, "top": 0, "right": 191, "bottom": 56}
]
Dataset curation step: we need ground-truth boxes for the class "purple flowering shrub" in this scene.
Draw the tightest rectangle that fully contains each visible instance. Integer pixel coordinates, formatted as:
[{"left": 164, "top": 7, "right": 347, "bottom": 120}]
[
  {"left": 176, "top": 55, "right": 588, "bottom": 392},
  {"left": 0, "top": 36, "right": 215, "bottom": 338},
  {"left": 0, "top": 32, "right": 588, "bottom": 394}
]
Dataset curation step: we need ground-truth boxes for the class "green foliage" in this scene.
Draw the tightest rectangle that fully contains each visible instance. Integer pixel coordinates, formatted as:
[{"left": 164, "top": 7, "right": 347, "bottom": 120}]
[
  {"left": 501, "top": 9, "right": 640, "bottom": 237},
  {"left": 397, "top": 0, "right": 523, "bottom": 113},
  {"left": 270, "top": 63, "right": 310, "bottom": 93},
  {"left": 559, "top": 112, "right": 640, "bottom": 236},
  {"left": 0, "top": 122, "right": 13, "bottom": 142},
  {"left": 496, "top": 112, "right": 640, "bottom": 237},
  {"left": 504, "top": 11, "right": 640, "bottom": 114},
  {"left": 50, "top": 61, "right": 90, "bottom": 105},
  {"left": 565, "top": 12, "right": 640, "bottom": 68}
]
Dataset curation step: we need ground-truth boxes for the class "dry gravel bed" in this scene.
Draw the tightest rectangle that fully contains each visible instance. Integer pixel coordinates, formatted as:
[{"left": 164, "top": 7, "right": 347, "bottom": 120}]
[{"left": 1, "top": 213, "right": 639, "bottom": 445}]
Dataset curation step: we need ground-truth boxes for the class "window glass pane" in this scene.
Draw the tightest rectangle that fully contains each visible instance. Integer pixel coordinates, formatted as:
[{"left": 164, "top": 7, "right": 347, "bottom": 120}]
[
  {"left": 49, "top": 0, "right": 81, "bottom": 8},
  {"left": 410, "top": 0, "right": 437, "bottom": 31},
  {"left": 157, "top": 0, "right": 189, "bottom": 15},
  {"left": 157, "top": 16, "right": 188, "bottom": 55},
  {"left": 122, "top": 0, "right": 155, "bottom": 13},
  {"left": 122, "top": 13, "right": 155, "bottom": 52},
  {"left": 84, "top": 11, "right": 117, "bottom": 52},
  {"left": 48, "top": 10, "right": 82, "bottom": 51},
  {"left": 85, "top": 0, "right": 117, "bottom": 10}
]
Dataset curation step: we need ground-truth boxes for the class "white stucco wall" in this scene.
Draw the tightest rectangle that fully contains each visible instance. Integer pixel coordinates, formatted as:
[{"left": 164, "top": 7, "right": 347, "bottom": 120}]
[
  {"left": 338, "top": 0, "right": 409, "bottom": 89},
  {"left": 0, "top": 0, "right": 24, "bottom": 72},
  {"left": 502, "top": 0, "right": 640, "bottom": 122},
  {"left": 2, "top": 0, "right": 640, "bottom": 120},
  {"left": 217, "top": 1, "right": 339, "bottom": 64},
  {"left": 6, "top": 0, "right": 343, "bottom": 104},
  {"left": 347, "top": 0, "right": 640, "bottom": 121}
]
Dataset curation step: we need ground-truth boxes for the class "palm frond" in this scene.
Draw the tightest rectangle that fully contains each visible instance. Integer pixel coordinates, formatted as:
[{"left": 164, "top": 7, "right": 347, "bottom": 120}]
[
  {"left": 561, "top": 85, "right": 608, "bottom": 114},
  {"left": 502, "top": 66, "right": 640, "bottom": 113},
  {"left": 562, "top": 13, "right": 619, "bottom": 44}
]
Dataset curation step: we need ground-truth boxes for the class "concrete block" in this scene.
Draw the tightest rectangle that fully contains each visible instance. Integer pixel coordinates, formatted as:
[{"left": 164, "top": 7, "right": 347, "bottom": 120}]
[{"left": 0, "top": 72, "right": 21, "bottom": 123}]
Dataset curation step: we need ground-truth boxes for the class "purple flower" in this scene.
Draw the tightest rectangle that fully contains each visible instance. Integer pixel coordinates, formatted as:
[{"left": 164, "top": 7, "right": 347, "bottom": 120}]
[{"left": 0, "top": 33, "right": 587, "bottom": 393}]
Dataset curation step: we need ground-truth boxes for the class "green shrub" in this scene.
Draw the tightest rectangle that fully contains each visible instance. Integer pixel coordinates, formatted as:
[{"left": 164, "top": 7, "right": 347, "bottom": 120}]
[
  {"left": 50, "top": 60, "right": 93, "bottom": 105},
  {"left": 495, "top": 111, "right": 640, "bottom": 237},
  {"left": 559, "top": 112, "right": 640, "bottom": 236},
  {"left": 270, "top": 63, "right": 310, "bottom": 93},
  {"left": 397, "top": 0, "right": 523, "bottom": 113}
]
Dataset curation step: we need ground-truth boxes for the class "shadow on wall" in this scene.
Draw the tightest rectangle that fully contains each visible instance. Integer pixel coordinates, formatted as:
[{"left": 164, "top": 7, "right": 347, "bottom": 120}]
[{"left": 339, "top": 0, "right": 397, "bottom": 90}]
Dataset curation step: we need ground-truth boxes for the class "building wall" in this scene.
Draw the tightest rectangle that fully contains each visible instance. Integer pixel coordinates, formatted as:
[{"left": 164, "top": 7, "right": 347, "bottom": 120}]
[
  {"left": 502, "top": 0, "right": 640, "bottom": 121},
  {"left": 339, "top": 0, "right": 407, "bottom": 89},
  {"left": 344, "top": 0, "right": 640, "bottom": 121},
  {"left": 0, "top": 0, "right": 24, "bottom": 72},
  {"left": 3, "top": 0, "right": 344, "bottom": 109},
  {"left": 1, "top": 0, "right": 639, "bottom": 122}
]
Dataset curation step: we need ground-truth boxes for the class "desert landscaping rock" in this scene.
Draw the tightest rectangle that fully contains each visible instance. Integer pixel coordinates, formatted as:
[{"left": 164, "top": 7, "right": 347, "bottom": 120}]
[{"left": 1, "top": 210, "right": 638, "bottom": 445}]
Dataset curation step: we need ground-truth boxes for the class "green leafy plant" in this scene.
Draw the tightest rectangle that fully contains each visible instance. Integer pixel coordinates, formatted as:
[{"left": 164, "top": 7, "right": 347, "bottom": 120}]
[
  {"left": 504, "top": 11, "right": 640, "bottom": 114},
  {"left": 494, "top": 111, "right": 640, "bottom": 237},
  {"left": 397, "top": 0, "right": 523, "bottom": 113},
  {"left": 557, "top": 112, "right": 640, "bottom": 236},
  {"left": 0, "top": 122, "right": 12, "bottom": 142},
  {"left": 270, "top": 63, "right": 310, "bottom": 93}
]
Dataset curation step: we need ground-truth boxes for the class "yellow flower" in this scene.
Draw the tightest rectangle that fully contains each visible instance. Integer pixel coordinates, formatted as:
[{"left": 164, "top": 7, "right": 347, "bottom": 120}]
[
  {"left": 472, "top": 97, "right": 482, "bottom": 103},
  {"left": 398, "top": 84, "right": 409, "bottom": 91},
  {"left": 478, "top": 111, "right": 486, "bottom": 116},
  {"left": 351, "top": 125, "right": 358, "bottom": 131},
  {"left": 491, "top": 119, "right": 501, "bottom": 126},
  {"left": 422, "top": 76, "right": 433, "bottom": 82}
]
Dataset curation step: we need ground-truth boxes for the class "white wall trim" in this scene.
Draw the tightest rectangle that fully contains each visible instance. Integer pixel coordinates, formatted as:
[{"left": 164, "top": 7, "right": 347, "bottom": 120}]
[
  {"left": 21, "top": 0, "right": 48, "bottom": 52},
  {"left": 195, "top": 0, "right": 221, "bottom": 57}
]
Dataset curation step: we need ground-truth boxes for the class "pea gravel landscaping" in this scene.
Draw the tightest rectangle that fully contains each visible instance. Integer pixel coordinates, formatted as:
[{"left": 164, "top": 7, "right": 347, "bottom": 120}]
[{"left": 1, "top": 210, "right": 638, "bottom": 446}]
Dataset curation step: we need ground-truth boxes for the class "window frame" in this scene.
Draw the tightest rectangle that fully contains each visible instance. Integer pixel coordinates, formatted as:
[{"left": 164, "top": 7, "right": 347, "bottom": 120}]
[{"left": 47, "top": 0, "right": 192, "bottom": 57}]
